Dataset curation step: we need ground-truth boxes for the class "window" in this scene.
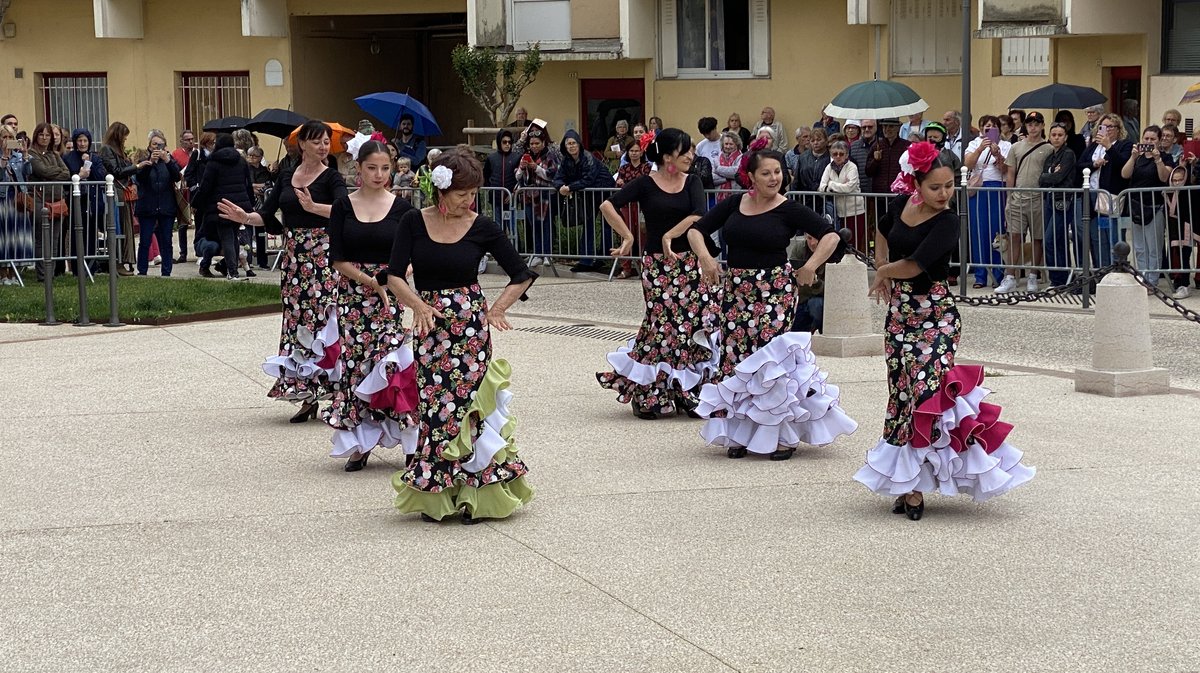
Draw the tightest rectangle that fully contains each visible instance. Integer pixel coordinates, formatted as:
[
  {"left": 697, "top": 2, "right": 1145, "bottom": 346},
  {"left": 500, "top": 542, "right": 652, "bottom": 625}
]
[
  {"left": 1163, "top": 0, "right": 1200, "bottom": 73},
  {"left": 660, "top": 0, "right": 769, "bottom": 78},
  {"left": 37, "top": 73, "right": 109, "bottom": 134},
  {"left": 891, "top": 0, "right": 961, "bottom": 76},
  {"left": 178, "top": 72, "right": 251, "bottom": 134},
  {"left": 1001, "top": 38, "right": 1050, "bottom": 76}
]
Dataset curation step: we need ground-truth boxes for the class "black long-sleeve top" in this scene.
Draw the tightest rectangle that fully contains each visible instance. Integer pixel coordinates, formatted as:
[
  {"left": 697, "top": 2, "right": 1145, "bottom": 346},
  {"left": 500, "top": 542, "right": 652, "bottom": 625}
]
[
  {"left": 693, "top": 195, "right": 834, "bottom": 269},
  {"left": 257, "top": 166, "right": 347, "bottom": 230},
  {"left": 328, "top": 195, "right": 414, "bottom": 264},
  {"left": 388, "top": 209, "right": 538, "bottom": 293},
  {"left": 878, "top": 194, "right": 959, "bottom": 295},
  {"left": 605, "top": 174, "right": 705, "bottom": 255}
]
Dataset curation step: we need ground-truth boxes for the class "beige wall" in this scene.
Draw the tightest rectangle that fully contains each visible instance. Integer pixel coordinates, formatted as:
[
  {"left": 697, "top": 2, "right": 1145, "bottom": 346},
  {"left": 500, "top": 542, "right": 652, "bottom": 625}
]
[
  {"left": 0, "top": 0, "right": 291, "bottom": 150},
  {"left": 512, "top": 60, "right": 649, "bottom": 138},
  {"left": 572, "top": 0, "right": 620, "bottom": 39}
]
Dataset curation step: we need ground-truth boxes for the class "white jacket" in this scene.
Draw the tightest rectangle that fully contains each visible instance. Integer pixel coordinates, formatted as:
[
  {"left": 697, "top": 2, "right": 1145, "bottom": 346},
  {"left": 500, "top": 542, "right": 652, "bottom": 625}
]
[{"left": 818, "top": 161, "right": 866, "bottom": 216}]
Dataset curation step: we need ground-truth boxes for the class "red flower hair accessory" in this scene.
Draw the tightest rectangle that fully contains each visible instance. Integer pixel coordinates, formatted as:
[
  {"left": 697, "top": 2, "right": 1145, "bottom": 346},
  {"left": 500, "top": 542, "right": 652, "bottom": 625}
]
[
  {"left": 638, "top": 130, "right": 657, "bottom": 153},
  {"left": 890, "top": 141, "right": 942, "bottom": 203}
]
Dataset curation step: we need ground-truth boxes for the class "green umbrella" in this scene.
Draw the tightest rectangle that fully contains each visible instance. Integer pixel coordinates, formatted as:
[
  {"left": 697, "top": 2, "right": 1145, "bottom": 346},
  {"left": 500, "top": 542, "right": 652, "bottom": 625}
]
[{"left": 824, "top": 80, "right": 928, "bottom": 119}]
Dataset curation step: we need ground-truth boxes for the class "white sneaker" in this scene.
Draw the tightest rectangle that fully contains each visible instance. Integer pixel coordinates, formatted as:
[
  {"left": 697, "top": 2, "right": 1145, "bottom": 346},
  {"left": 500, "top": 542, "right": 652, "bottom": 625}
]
[
  {"left": 1172, "top": 286, "right": 1191, "bottom": 299},
  {"left": 995, "top": 275, "right": 1018, "bottom": 293},
  {"left": 151, "top": 255, "right": 161, "bottom": 266},
  {"left": 529, "top": 256, "right": 544, "bottom": 267},
  {"left": 477, "top": 256, "right": 489, "bottom": 274},
  {"left": 1026, "top": 275, "right": 1039, "bottom": 293}
]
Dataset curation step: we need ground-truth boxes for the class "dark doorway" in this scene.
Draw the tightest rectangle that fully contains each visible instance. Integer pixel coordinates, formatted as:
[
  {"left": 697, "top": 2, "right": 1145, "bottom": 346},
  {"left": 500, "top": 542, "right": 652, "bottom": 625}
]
[
  {"left": 579, "top": 78, "right": 645, "bottom": 154},
  {"left": 1109, "top": 66, "right": 1141, "bottom": 123}
]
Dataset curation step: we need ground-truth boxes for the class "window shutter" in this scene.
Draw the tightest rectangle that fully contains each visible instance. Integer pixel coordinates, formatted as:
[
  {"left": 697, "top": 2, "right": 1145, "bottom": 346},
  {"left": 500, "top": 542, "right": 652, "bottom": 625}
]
[
  {"left": 749, "top": 0, "right": 770, "bottom": 76},
  {"left": 660, "top": 0, "right": 679, "bottom": 78},
  {"left": 1001, "top": 38, "right": 1050, "bottom": 75}
]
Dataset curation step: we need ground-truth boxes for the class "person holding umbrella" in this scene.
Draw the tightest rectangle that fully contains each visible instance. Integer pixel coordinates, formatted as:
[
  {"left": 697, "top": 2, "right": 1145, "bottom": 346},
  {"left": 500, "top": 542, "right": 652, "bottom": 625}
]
[{"left": 217, "top": 120, "right": 348, "bottom": 423}]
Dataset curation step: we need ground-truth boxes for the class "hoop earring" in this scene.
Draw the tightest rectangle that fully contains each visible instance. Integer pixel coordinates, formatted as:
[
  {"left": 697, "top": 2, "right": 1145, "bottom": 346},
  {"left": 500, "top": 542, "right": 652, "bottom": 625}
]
[{"left": 666, "top": 164, "right": 677, "bottom": 175}]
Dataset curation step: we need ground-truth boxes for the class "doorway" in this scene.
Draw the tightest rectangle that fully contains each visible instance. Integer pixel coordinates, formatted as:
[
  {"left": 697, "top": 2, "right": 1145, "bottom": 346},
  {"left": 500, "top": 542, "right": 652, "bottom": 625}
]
[
  {"left": 579, "top": 78, "right": 645, "bottom": 154},
  {"left": 1109, "top": 66, "right": 1142, "bottom": 128}
]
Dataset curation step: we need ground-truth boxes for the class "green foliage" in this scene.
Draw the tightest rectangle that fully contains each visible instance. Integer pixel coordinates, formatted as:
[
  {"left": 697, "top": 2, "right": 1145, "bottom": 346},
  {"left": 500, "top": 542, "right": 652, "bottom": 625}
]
[
  {"left": 0, "top": 273, "right": 278, "bottom": 323},
  {"left": 451, "top": 45, "right": 543, "bottom": 126}
]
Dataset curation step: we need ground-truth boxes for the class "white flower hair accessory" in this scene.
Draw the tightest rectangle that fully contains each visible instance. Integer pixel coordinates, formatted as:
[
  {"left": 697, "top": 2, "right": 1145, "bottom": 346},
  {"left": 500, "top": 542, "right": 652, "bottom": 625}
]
[
  {"left": 346, "top": 132, "right": 372, "bottom": 161},
  {"left": 431, "top": 165, "right": 453, "bottom": 190}
]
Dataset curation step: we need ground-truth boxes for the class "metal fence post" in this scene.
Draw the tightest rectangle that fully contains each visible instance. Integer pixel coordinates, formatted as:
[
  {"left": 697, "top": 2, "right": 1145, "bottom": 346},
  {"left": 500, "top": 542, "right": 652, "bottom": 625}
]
[
  {"left": 103, "top": 175, "right": 123, "bottom": 327},
  {"left": 71, "top": 176, "right": 91, "bottom": 326},
  {"left": 1080, "top": 169, "right": 1093, "bottom": 310},
  {"left": 958, "top": 166, "right": 970, "bottom": 296},
  {"left": 39, "top": 206, "right": 59, "bottom": 326}
]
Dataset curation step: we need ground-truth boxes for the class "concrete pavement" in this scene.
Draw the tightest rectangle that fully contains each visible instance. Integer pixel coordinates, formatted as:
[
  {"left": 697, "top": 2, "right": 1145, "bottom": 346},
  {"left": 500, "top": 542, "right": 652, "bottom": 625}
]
[{"left": 1, "top": 272, "right": 1197, "bottom": 672}]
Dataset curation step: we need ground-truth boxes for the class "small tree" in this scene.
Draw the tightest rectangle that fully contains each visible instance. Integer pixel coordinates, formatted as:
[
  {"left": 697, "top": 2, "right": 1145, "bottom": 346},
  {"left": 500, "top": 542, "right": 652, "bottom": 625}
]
[{"left": 451, "top": 45, "right": 543, "bottom": 127}]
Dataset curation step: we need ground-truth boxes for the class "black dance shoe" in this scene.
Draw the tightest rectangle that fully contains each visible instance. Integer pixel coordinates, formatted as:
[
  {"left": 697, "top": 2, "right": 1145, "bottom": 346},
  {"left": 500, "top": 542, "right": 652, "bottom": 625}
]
[
  {"left": 634, "top": 409, "right": 658, "bottom": 420},
  {"left": 289, "top": 402, "right": 318, "bottom": 423},
  {"left": 677, "top": 401, "right": 703, "bottom": 419},
  {"left": 344, "top": 453, "right": 369, "bottom": 472},
  {"left": 891, "top": 496, "right": 906, "bottom": 514},
  {"left": 904, "top": 496, "right": 925, "bottom": 521},
  {"left": 420, "top": 513, "right": 439, "bottom": 523},
  {"left": 769, "top": 447, "right": 796, "bottom": 461},
  {"left": 461, "top": 511, "right": 485, "bottom": 525},
  {"left": 727, "top": 447, "right": 747, "bottom": 459}
]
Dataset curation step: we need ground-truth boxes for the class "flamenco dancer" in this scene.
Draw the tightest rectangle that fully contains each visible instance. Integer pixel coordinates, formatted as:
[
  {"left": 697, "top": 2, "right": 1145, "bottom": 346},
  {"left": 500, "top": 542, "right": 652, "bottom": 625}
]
[
  {"left": 853, "top": 142, "right": 1034, "bottom": 520},
  {"left": 686, "top": 149, "right": 858, "bottom": 460},
  {"left": 386, "top": 149, "right": 537, "bottom": 524},
  {"left": 596, "top": 128, "right": 722, "bottom": 419},
  {"left": 219, "top": 120, "right": 347, "bottom": 423},
  {"left": 322, "top": 139, "right": 418, "bottom": 472}
]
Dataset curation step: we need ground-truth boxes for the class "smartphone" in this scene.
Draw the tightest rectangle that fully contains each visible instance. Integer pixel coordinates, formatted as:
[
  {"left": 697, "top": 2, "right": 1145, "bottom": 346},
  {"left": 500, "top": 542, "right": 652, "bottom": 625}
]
[
  {"left": 521, "top": 153, "right": 533, "bottom": 164},
  {"left": 1137, "top": 143, "right": 1154, "bottom": 153},
  {"left": 3, "top": 139, "right": 19, "bottom": 151},
  {"left": 984, "top": 127, "right": 1000, "bottom": 143}
]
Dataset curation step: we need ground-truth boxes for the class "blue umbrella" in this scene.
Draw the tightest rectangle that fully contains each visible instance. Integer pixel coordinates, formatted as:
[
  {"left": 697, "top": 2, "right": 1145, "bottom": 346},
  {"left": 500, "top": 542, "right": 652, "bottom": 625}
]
[{"left": 354, "top": 92, "right": 443, "bottom": 137}]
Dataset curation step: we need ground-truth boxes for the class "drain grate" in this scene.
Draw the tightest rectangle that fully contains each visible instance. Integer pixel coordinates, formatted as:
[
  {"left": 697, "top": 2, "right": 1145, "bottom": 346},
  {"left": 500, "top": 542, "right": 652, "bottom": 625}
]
[{"left": 516, "top": 324, "right": 635, "bottom": 342}]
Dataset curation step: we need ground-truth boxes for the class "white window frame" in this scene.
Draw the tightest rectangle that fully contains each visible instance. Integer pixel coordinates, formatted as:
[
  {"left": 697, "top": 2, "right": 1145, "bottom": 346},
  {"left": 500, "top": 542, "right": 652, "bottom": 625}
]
[
  {"left": 659, "top": 0, "right": 770, "bottom": 79},
  {"left": 890, "top": 0, "right": 961, "bottom": 76},
  {"left": 1001, "top": 37, "right": 1051, "bottom": 76}
]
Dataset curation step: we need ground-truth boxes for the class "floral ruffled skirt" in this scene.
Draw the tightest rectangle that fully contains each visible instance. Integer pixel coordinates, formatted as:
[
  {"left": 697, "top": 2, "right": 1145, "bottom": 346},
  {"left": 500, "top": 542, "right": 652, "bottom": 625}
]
[
  {"left": 392, "top": 284, "right": 533, "bottom": 520},
  {"left": 596, "top": 253, "right": 721, "bottom": 415}
]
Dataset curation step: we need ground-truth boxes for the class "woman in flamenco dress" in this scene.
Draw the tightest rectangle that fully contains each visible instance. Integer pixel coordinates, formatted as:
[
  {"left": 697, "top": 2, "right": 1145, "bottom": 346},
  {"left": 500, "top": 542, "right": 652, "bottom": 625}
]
[
  {"left": 386, "top": 149, "right": 538, "bottom": 524},
  {"left": 596, "top": 128, "right": 723, "bottom": 420},
  {"left": 685, "top": 149, "right": 858, "bottom": 461},
  {"left": 852, "top": 142, "right": 1035, "bottom": 520}
]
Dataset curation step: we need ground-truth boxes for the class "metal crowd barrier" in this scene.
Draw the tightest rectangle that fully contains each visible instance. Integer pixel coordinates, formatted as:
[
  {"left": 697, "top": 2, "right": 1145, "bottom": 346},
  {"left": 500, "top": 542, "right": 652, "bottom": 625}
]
[{"left": 1, "top": 177, "right": 123, "bottom": 326}]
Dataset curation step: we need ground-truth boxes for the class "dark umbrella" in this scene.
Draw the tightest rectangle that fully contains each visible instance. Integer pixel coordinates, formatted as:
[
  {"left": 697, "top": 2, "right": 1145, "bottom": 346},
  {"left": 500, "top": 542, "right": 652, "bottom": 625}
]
[
  {"left": 202, "top": 115, "right": 251, "bottom": 132},
  {"left": 1010, "top": 84, "right": 1106, "bottom": 110},
  {"left": 825, "top": 80, "right": 928, "bottom": 119},
  {"left": 354, "top": 92, "right": 442, "bottom": 137},
  {"left": 245, "top": 108, "right": 310, "bottom": 138}
]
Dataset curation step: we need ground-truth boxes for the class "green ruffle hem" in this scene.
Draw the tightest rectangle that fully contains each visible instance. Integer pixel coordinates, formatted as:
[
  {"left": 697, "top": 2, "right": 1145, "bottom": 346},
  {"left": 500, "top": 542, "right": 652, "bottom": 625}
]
[{"left": 392, "top": 358, "right": 534, "bottom": 521}]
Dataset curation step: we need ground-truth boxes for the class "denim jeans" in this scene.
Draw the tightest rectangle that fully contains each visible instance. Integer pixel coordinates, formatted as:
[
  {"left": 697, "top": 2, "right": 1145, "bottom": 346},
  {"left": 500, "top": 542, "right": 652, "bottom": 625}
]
[
  {"left": 1130, "top": 208, "right": 1165, "bottom": 286},
  {"left": 137, "top": 213, "right": 175, "bottom": 275},
  {"left": 196, "top": 236, "right": 220, "bottom": 269},
  {"left": 791, "top": 296, "right": 825, "bottom": 333},
  {"left": 1078, "top": 195, "right": 1116, "bottom": 271},
  {"left": 523, "top": 203, "right": 554, "bottom": 256},
  {"left": 1042, "top": 194, "right": 1077, "bottom": 286},
  {"left": 969, "top": 182, "right": 1006, "bottom": 285}
]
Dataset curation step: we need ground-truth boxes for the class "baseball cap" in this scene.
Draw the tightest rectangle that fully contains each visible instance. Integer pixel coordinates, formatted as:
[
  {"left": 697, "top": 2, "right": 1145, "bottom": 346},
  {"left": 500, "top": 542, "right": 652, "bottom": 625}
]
[
  {"left": 844, "top": 119, "right": 861, "bottom": 128},
  {"left": 1025, "top": 112, "right": 1046, "bottom": 124}
]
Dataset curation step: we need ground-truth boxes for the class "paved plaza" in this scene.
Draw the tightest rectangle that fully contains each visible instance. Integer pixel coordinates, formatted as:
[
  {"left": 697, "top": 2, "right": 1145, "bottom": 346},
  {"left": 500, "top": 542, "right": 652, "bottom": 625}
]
[{"left": 1, "top": 273, "right": 1198, "bottom": 672}]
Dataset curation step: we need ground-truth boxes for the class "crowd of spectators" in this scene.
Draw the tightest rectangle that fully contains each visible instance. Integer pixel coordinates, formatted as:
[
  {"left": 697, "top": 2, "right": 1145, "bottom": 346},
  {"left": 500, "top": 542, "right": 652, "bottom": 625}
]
[{"left": 479, "top": 102, "right": 1200, "bottom": 297}]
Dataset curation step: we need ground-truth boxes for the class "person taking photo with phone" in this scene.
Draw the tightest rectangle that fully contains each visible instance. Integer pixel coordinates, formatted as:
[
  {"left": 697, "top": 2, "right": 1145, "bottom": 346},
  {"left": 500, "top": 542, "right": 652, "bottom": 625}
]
[{"left": 1120, "top": 125, "right": 1174, "bottom": 289}]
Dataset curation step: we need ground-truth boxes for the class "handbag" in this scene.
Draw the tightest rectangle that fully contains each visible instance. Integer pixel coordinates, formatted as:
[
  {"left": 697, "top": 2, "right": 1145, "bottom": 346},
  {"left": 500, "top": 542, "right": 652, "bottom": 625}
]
[
  {"left": 121, "top": 181, "right": 138, "bottom": 204},
  {"left": 46, "top": 199, "right": 69, "bottom": 221},
  {"left": 173, "top": 185, "right": 192, "bottom": 226},
  {"left": 1096, "top": 190, "right": 1122, "bottom": 217}
]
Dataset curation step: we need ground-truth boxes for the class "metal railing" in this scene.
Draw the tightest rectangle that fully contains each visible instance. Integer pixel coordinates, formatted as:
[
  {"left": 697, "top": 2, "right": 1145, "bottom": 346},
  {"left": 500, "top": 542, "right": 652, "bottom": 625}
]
[{"left": 6, "top": 172, "right": 1200, "bottom": 325}]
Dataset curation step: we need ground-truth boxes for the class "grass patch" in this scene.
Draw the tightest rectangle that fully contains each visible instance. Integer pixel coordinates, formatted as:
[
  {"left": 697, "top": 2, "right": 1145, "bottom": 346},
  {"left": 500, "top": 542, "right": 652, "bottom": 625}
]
[{"left": 0, "top": 272, "right": 278, "bottom": 323}]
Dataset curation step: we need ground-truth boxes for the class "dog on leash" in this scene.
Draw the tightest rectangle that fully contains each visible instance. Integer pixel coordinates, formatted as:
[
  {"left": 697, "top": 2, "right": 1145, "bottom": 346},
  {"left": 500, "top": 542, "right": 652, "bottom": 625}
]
[{"left": 992, "top": 233, "right": 1036, "bottom": 267}]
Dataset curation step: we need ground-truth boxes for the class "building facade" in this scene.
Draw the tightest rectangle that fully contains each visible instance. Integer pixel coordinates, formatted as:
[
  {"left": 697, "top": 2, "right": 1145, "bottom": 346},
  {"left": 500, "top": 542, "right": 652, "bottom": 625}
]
[{"left": 0, "top": 0, "right": 1196, "bottom": 154}]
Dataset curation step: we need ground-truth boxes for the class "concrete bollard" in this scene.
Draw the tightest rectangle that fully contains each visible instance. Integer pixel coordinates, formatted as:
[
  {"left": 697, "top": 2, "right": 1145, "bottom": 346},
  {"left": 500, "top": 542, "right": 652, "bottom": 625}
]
[
  {"left": 1074, "top": 244, "right": 1169, "bottom": 396},
  {"left": 811, "top": 255, "right": 883, "bottom": 357}
]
